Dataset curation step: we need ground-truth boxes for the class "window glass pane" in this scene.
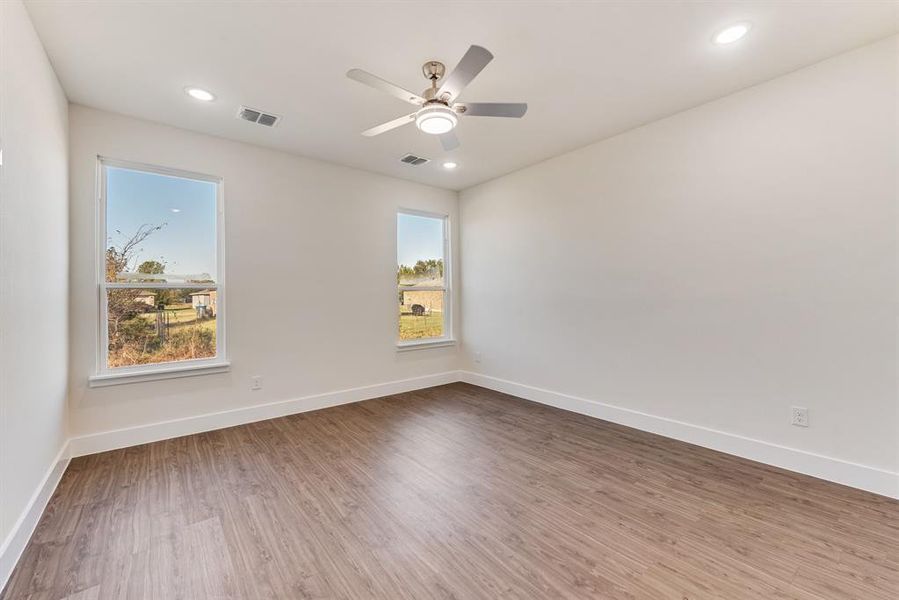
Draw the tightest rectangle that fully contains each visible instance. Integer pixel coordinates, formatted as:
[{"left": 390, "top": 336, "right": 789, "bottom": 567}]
[
  {"left": 397, "top": 213, "right": 444, "bottom": 287},
  {"left": 397, "top": 212, "right": 446, "bottom": 341},
  {"left": 399, "top": 292, "right": 444, "bottom": 340},
  {"left": 106, "top": 288, "right": 217, "bottom": 367},
  {"left": 105, "top": 166, "right": 217, "bottom": 284}
]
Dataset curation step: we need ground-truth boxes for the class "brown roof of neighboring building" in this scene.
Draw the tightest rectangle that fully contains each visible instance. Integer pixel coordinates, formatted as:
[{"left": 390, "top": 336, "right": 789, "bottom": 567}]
[{"left": 398, "top": 278, "right": 444, "bottom": 288}]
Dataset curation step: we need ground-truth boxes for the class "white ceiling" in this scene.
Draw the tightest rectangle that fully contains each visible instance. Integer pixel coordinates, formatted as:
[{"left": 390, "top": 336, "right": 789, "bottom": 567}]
[{"left": 25, "top": 1, "right": 898, "bottom": 191}]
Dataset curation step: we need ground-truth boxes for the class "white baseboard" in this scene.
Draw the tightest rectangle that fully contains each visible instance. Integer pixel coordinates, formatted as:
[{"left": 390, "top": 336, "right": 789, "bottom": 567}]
[
  {"left": 68, "top": 371, "right": 459, "bottom": 457},
  {"left": 458, "top": 370, "right": 899, "bottom": 500},
  {"left": 0, "top": 442, "right": 70, "bottom": 593}
]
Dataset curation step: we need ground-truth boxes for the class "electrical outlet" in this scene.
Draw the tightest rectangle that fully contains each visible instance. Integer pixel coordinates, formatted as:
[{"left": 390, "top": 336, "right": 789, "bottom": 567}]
[
  {"left": 791, "top": 406, "right": 808, "bottom": 427},
  {"left": 251, "top": 376, "right": 263, "bottom": 391},
  {"left": 474, "top": 352, "right": 482, "bottom": 364}
]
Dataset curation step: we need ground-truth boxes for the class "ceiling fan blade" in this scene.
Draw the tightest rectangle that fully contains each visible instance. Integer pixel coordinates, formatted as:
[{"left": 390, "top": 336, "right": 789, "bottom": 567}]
[
  {"left": 347, "top": 69, "right": 424, "bottom": 106},
  {"left": 457, "top": 102, "right": 528, "bottom": 118},
  {"left": 361, "top": 113, "right": 417, "bottom": 137},
  {"left": 437, "top": 45, "right": 493, "bottom": 102},
  {"left": 439, "top": 131, "right": 460, "bottom": 151}
]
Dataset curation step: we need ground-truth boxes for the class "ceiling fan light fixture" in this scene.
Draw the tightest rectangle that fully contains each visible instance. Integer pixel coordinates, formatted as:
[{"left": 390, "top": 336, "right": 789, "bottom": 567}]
[{"left": 415, "top": 105, "right": 458, "bottom": 135}]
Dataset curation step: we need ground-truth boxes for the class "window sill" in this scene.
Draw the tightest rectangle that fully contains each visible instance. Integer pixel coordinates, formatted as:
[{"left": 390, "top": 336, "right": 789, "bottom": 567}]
[
  {"left": 88, "top": 361, "right": 231, "bottom": 387},
  {"left": 396, "top": 339, "right": 457, "bottom": 352}
]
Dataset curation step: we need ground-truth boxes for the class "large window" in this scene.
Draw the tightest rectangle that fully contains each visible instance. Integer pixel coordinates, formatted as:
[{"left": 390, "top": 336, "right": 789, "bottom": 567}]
[
  {"left": 397, "top": 210, "right": 450, "bottom": 344},
  {"left": 96, "top": 158, "right": 225, "bottom": 378}
]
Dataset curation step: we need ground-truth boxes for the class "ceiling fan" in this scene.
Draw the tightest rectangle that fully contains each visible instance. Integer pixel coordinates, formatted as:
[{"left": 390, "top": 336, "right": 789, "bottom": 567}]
[{"left": 346, "top": 45, "right": 527, "bottom": 151}]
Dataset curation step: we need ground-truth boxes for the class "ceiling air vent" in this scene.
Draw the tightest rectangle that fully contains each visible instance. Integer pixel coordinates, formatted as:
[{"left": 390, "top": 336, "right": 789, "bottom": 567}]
[
  {"left": 400, "top": 153, "right": 429, "bottom": 166},
  {"left": 237, "top": 106, "right": 281, "bottom": 127}
]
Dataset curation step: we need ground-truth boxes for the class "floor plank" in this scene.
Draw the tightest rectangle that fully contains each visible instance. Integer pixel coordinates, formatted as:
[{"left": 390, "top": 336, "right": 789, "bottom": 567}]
[{"left": 3, "top": 383, "right": 897, "bottom": 599}]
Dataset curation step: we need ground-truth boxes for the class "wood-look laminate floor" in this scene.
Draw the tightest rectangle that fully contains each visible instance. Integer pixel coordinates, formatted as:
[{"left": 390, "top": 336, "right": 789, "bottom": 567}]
[{"left": 3, "top": 383, "right": 897, "bottom": 599}]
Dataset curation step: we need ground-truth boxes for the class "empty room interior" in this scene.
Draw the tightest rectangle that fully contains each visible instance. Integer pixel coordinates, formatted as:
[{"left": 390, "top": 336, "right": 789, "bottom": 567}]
[{"left": 2, "top": 1, "right": 898, "bottom": 598}]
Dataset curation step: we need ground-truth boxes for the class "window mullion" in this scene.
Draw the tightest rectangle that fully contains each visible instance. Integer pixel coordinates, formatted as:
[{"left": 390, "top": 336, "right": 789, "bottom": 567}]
[
  {"left": 397, "top": 286, "right": 445, "bottom": 293},
  {"left": 104, "top": 282, "right": 218, "bottom": 290}
]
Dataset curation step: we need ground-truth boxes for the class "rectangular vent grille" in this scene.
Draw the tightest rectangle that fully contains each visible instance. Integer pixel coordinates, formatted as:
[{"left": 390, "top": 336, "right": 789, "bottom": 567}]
[
  {"left": 400, "top": 153, "right": 429, "bottom": 166},
  {"left": 237, "top": 106, "right": 281, "bottom": 127}
]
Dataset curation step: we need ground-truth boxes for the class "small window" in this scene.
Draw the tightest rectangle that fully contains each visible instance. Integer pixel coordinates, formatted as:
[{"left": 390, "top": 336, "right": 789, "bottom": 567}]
[
  {"left": 97, "top": 159, "right": 225, "bottom": 375},
  {"left": 397, "top": 210, "right": 450, "bottom": 343}
]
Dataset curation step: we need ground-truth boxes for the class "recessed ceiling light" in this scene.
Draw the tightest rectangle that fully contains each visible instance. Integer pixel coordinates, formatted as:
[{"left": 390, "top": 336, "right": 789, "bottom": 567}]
[
  {"left": 185, "top": 87, "right": 215, "bottom": 102},
  {"left": 442, "top": 162, "right": 458, "bottom": 170},
  {"left": 170, "top": 208, "right": 181, "bottom": 213},
  {"left": 714, "top": 23, "right": 751, "bottom": 45}
]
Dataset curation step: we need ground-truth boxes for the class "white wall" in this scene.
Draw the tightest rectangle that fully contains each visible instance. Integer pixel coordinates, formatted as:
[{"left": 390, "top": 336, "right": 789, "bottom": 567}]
[
  {"left": 460, "top": 38, "right": 898, "bottom": 489},
  {"left": 68, "top": 105, "right": 459, "bottom": 439},
  {"left": 0, "top": 0, "right": 69, "bottom": 577}
]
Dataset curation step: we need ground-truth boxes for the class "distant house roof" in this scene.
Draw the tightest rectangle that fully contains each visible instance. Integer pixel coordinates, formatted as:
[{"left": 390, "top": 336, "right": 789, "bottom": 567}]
[
  {"left": 135, "top": 291, "right": 155, "bottom": 298},
  {"left": 398, "top": 278, "right": 444, "bottom": 288},
  {"left": 188, "top": 289, "right": 214, "bottom": 296}
]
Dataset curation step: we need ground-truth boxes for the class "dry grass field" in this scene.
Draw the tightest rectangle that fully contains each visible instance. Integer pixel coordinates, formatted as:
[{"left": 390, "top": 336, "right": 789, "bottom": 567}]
[{"left": 399, "top": 308, "right": 443, "bottom": 340}]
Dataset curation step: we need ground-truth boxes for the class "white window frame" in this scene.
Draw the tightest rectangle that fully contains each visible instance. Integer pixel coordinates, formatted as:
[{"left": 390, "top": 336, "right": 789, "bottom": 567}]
[
  {"left": 396, "top": 208, "right": 454, "bottom": 350},
  {"left": 89, "top": 157, "right": 228, "bottom": 386}
]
